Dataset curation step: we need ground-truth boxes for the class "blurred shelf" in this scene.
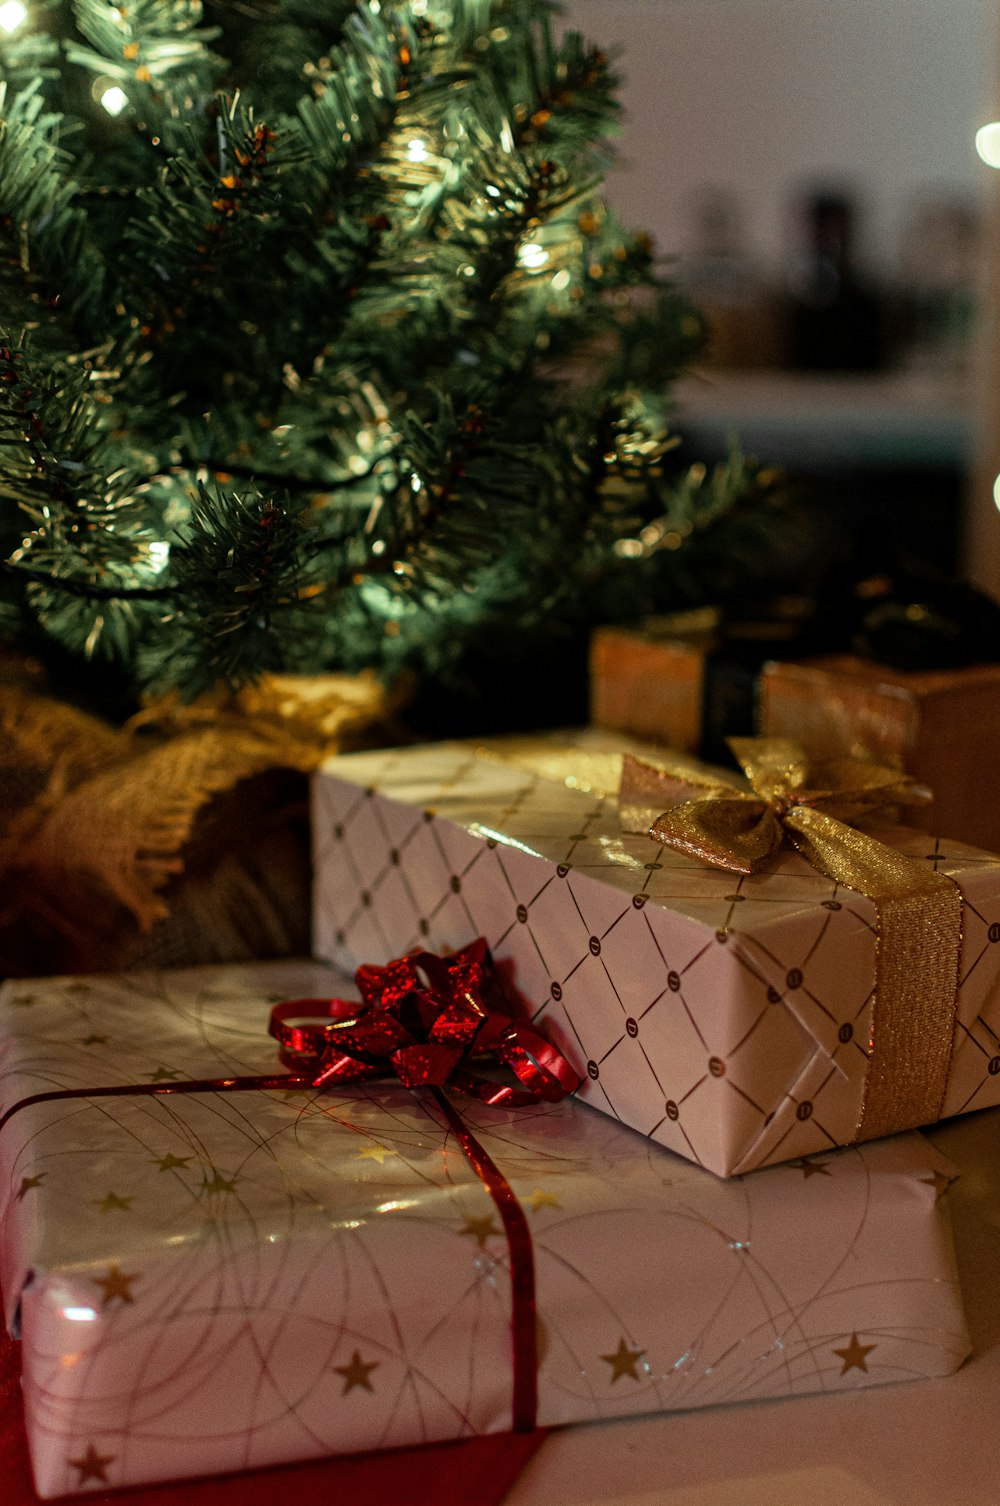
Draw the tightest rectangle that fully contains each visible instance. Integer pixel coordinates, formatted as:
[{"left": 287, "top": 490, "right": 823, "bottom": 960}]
[{"left": 675, "top": 369, "right": 975, "bottom": 471}]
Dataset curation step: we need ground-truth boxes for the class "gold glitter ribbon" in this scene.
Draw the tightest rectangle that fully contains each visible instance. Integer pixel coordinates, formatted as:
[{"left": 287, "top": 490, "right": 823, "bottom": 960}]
[{"left": 619, "top": 737, "right": 962, "bottom": 1142}]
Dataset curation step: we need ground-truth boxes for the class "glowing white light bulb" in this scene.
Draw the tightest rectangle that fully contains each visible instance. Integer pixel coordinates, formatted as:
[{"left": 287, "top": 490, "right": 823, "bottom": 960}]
[
  {"left": 147, "top": 540, "right": 170, "bottom": 571},
  {"left": 993, "top": 473, "right": 1000, "bottom": 511},
  {"left": 406, "top": 137, "right": 429, "bottom": 164},
  {"left": 518, "top": 242, "right": 549, "bottom": 270},
  {"left": 0, "top": 0, "right": 27, "bottom": 33},
  {"left": 100, "top": 85, "right": 128, "bottom": 117},
  {"left": 62, "top": 1306, "right": 98, "bottom": 1322},
  {"left": 976, "top": 122, "right": 1000, "bottom": 167}
]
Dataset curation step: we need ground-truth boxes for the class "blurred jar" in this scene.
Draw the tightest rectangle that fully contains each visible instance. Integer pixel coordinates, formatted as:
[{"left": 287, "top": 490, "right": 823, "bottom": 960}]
[
  {"left": 784, "top": 189, "right": 884, "bottom": 373},
  {"left": 894, "top": 194, "right": 979, "bottom": 379},
  {"left": 679, "top": 187, "right": 782, "bottom": 369}
]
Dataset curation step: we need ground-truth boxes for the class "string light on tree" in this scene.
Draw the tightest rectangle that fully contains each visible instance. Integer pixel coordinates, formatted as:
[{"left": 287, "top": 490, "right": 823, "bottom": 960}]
[
  {"left": 406, "top": 137, "right": 429, "bottom": 163},
  {"left": 0, "top": 0, "right": 26, "bottom": 33},
  {"left": 146, "top": 541, "right": 171, "bottom": 574},
  {"left": 98, "top": 83, "right": 128, "bottom": 116},
  {"left": 975, "top": 121, "right": 1000, "bottom": 167},
  {"left": 518, "top": 241, "right": 549, "bottom": 270}
]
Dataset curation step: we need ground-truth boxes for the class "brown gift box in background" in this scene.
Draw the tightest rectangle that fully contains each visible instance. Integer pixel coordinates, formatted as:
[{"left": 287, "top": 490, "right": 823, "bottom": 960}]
[
  {"left": 590, "top": 607, "right": 807, "bottom": 764},
  {"left": 758, "top": 656, "right": 1000, "bottom": 852},
  {"left": 591, "top": 614, "right": 1000, "bottom": 854},
  {"left": 590, "top": 616, "right": 709, "bottom": 755}
]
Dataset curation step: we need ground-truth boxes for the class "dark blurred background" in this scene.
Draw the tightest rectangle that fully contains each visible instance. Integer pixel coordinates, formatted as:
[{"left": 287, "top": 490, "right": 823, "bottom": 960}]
[{"left": 564, "top": 0, "right": 992, "bottom": 584}]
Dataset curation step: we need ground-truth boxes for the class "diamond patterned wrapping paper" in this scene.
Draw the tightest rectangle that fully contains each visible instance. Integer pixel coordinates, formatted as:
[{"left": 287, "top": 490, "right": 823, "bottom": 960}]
[
  {"left": 312, "top": 732, "right": 1000, "bottom": 1177},
  {"left": 0, "top": 961, "right": 971, "bottom": 1498}
]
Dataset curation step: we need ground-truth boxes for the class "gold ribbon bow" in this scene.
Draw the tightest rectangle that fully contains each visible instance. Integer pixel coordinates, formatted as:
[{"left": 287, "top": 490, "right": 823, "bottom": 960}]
[{"left": 619, "top": 738, "right": 962, "bottom": 1142}]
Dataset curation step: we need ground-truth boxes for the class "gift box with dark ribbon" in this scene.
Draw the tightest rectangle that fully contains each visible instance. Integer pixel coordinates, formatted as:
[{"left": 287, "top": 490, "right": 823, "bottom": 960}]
[{"left": 0, "top": 957, "right": 970, "bottom": 1497}]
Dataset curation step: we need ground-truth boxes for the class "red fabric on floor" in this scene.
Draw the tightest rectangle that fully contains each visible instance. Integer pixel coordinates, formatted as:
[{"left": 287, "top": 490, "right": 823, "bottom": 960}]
[{"left": 0, "top": 1323, "right": 545, "bottom": 1505}]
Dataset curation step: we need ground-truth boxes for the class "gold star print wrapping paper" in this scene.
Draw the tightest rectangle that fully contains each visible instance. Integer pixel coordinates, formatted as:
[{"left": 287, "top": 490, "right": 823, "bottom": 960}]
[
  {"left": 312, "top": 730, "right": 1000, "bottom": 1176},
  {"left": 0, "top": 960, "right": 970, "bottom": 1499}
]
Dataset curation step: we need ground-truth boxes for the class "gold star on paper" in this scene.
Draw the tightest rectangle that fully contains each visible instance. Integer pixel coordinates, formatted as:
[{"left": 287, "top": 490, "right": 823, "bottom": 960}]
[
  {"left": 94, "top": 1192, "right": 133, "bottom": 1213},
  {"left": 528, "top": 1188, "right": 562, "bottom": 1212},
  {"left": 16, "top": 1173, "right": 45, "bottom": 1200},
  {"left": 92, "top": 1264, "right": 138, "bottom": 1307},
  {"left": 201, "top": 1171, "right": 237, "bottom": 1195},
  {"left": 68, "top": 1443, "right": 115, "bottom": 1485},
  {"left": 334, "top": 1349, "right": 379, "bottom": 1394},
  {"left": 790, "top": 1157, "right": 832, "bottom": 1179},
  {"left": 920, "top": 1170, "right": 956, "bottom": 1199},
  {"left": 146, "top": 1067, "right": 182, "bottom": 1083},
  {"left": 459, "top": 1214, "right": 500, "bottom": 1248},
  {"left": 151, "top": 1153, "right": 192, "bottom": 1173},
  {"left": 600, "top": 1337, "right": 646, "bottom": 1383},
  {"left": 832, "top": 1332, "right": 877, "bottom": 1374},
  {"left": 80, "top": 1034, "right": 108, "bottom": 1047},
  {"left": 356, "top": 1143, "right": 397, "bottom": 1164}
]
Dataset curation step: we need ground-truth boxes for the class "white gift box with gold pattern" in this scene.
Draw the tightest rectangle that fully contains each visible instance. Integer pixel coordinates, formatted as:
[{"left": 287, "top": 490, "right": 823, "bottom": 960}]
[
  {"left": 0, "top": 961, "right": 972, "bottom": 1497},
  {"left": 312, "top": 732, "right": 1000, "bottom": 1177}
]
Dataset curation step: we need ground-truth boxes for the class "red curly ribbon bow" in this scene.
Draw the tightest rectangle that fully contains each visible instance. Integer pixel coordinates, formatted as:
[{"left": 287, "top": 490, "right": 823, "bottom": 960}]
[{"left": 269, "top": 939, "right": 578, "bottom": 1105}]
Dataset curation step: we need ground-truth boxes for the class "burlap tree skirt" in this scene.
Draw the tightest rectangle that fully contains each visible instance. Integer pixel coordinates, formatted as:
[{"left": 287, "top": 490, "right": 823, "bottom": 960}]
[{"left": 0, "top": 672, "right": 398, "bottom": 977}]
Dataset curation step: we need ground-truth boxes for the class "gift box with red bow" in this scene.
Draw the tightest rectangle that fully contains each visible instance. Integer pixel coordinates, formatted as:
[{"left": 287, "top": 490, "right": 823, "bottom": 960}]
[
  {"left": 312, "top": 730, "right": 1000, "bottom": 1177},
  {"left": 0, "top": 959, "right": 971, "bottom": 1497}
]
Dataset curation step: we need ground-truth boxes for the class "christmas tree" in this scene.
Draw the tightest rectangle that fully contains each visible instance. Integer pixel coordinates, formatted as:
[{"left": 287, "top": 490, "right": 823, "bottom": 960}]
[{"left": 0, "top": 0, "right": 784, "bottom": 717}]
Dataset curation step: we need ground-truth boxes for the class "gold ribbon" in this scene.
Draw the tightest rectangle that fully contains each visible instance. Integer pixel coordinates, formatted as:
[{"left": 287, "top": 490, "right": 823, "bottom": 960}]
[{"left": 619, "top": 737, "right": 962, "bottom": 1142}]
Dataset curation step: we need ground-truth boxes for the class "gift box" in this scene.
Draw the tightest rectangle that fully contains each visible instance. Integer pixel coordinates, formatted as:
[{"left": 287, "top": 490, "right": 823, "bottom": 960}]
[
  {"left": 0, "top": 961, "right": 971, "bottom": 1497},
  {"left": 590, "top": 614, "right": 715, "bottom": 756},
  {"left": 312, "top": 731, "right": 1000, "bottom": 1176},
  {"left": 758, "top": 655, "right": 1000, "bottom": 851}
]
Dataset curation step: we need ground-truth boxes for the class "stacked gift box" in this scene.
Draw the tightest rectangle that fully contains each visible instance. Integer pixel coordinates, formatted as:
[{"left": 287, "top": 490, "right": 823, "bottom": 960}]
[
  {"left": 4, "top": 728, "right": 1000, "bottom": 1496},
  {"left": 590, "top": 598, "right": 1000, "bottom": 850}
]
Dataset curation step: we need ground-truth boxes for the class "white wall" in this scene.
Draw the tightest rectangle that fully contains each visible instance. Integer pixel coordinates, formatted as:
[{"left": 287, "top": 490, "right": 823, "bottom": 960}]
[{"left": 563, "top": 0, "right": 992, "bottom": 278}]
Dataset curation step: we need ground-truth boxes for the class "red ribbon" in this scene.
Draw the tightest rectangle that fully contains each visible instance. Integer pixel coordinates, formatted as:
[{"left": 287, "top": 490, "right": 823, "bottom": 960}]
[
  {"left": 269, "top": 939, "right": 577, "bottom": 1106},
  {"left": 0, "top": 940, "right": 578, "bottom": 1435},
  {"left": 272, "top": 939, "right": 577, "bottom": 1432}
]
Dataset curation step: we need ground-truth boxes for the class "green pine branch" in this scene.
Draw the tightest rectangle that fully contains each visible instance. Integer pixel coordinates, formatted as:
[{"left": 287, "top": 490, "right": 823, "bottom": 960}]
[
  {"left": 0, "top": 0, "right": 60, "bottom": 95},
  {"left": 66, "top": 0, "right": 224, "bottom": 147},
  {"left": 143, "top": 480, "right": 315, "bottom": 693},
  {"left": 0, "top": 81, "right": 106, "bottom": 345}
]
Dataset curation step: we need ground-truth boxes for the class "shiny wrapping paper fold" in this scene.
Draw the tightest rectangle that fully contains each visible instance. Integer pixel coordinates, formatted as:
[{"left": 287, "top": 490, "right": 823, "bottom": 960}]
[
  {"left": 312, "top": 731, "right": 1000, "bottom": 1177},
  {"left": 0, "top": 961, "right": 971, "bottom": 1498}
]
